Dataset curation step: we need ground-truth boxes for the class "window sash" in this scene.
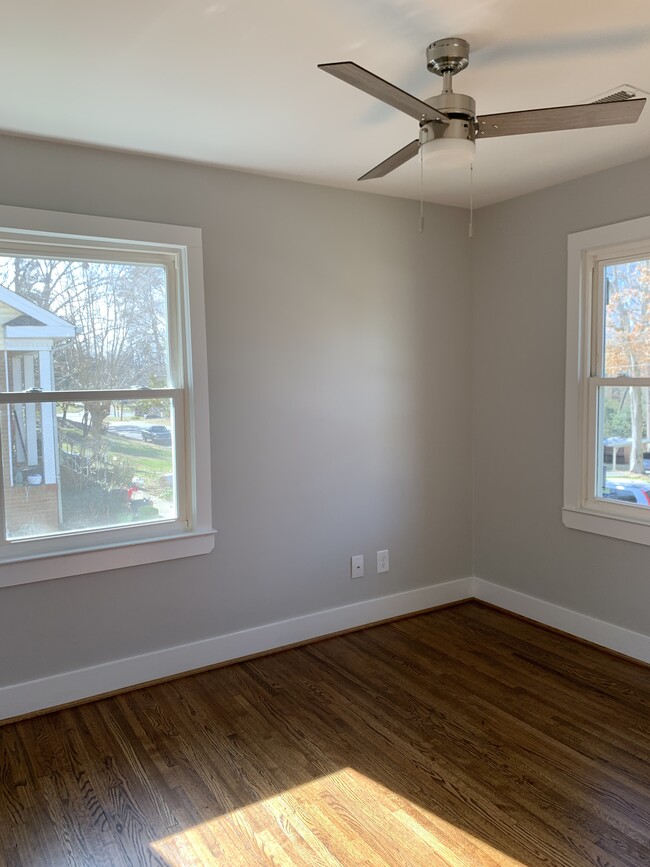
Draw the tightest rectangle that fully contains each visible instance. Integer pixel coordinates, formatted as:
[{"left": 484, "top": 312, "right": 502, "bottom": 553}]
[
  {"left": 582, "top": 249, "right": 650, "bottom": 519},
  {"left": 587, "top": 376, "right": 650, "bottom": 387},
  {"left": 0, "top": 387, "right": 187, "bottom": 548},
  {"left": 0, "top": 239, "right": 178, "bottom": 267},
  {"left": 0, "top": 241, "right": 183, "bottom": 392},
  {"left": 593, "top": 252, "right": 650, "bottom": 380},
  {"left": 584, "top": 379, "right": 650, "bottom": 515},
  {"left": 0, "top": 388, "right": 178, "bottom": 403}
]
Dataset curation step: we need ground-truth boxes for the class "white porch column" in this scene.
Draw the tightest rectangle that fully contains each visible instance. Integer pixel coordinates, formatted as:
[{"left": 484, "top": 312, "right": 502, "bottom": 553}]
[
  {"left": 11, "top": 356, "right": 26, "bottom": 464},
  {"left": 39, "top": 350, "right": 57, "bottom": 485},
  {"left": 23, "top": 353, "right": 38, "bottom": 466}
]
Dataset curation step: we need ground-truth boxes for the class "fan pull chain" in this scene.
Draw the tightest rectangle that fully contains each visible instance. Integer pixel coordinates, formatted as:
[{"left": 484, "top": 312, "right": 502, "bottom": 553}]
[
  {"left": 419, "top": 145, "right": 424, "bottom": 234},
  {"left": 468, "top": 161, "right": 474, "bottom": 238}
]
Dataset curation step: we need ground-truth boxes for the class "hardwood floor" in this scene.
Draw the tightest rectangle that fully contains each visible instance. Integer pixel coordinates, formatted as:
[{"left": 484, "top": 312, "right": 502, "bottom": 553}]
[{"left": 2, "top": 601, "right": 650, "bottom": 866}]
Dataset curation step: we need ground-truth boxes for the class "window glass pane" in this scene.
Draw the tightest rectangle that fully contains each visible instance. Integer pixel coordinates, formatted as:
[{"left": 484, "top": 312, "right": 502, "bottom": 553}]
[
  {"left": 603, "top": 258, "right": 650, "bottom": 377},
  {"left": 0, "top": 256, "right": 169, "bottom": 390},
  {"left": 597, "top": 385, "right": 650, "bottom": 507},
  {"left": 1, "top": 397, "right": 176, "bottom": 539}
]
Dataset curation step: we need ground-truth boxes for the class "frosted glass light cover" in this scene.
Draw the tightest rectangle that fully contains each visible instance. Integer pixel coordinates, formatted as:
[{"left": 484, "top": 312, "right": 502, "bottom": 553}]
[{"left": 421, "top": 137, "right": 476, "bottom": 167}]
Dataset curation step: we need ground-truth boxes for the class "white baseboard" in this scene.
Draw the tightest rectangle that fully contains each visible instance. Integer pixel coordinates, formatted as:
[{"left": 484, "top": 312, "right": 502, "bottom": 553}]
[
  {"left": 4, "top": 575, "right": 649, "bottom": 723},
  {"left": 0, "top": 576, "right": 474, "bottom": 722},
  {"left": 473, "top": 578, "right": 650, "bottom": 665}
]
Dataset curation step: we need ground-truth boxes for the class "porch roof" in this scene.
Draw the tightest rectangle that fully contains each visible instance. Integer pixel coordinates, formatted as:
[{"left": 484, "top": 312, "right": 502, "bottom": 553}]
[{"left": 0, "top": 286, "right": 75, "bottom": 341}]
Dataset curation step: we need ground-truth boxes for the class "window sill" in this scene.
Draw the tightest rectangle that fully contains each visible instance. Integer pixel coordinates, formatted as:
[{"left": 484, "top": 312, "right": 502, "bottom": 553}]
[
  {"left": 0, "top": 529, "right": 216, "bottom": 589},
  {"left": 562, "top": 506, "right": 650, "bottom": 546}
]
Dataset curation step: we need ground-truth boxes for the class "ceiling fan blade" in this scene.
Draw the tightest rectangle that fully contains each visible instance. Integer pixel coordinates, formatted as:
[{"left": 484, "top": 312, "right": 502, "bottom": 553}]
[
  {"left": 358, "top": 139, "right": 420, "bottom": 180},
  {"left": 476, "top": 98, "right": 645, "bottom": 138},
  {"left": 318, "top": 62, "right": 448, "bottom": 124}
]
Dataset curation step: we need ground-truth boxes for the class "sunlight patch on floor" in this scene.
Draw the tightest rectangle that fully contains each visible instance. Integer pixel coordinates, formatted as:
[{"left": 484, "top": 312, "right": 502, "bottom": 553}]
[{"left": 151, "top": 766, "right": 526, "bottom": 866}]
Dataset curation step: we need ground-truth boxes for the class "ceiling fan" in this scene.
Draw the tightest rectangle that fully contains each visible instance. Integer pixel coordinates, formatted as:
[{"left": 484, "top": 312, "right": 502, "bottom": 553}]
[{"left": 318, "top": 37, "right": 646, "bottom": 180}]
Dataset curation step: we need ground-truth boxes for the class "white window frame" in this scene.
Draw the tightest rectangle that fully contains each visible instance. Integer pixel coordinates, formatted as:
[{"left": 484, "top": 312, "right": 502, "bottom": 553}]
[
  {"left": 0, "top": 204, "right": 214, "bottom": 589},
  {"left": 564, "top": 214, "right": 650, "bottom": 545}
]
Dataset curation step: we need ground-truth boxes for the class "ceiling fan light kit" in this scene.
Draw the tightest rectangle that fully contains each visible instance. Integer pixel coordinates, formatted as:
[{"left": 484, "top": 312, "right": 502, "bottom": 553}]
[
  {"left": 420, "top": 136, "right": 475, "bottom": 167},
  {"left": 318, "top": 36, "right": 645, "bottom": 181}
]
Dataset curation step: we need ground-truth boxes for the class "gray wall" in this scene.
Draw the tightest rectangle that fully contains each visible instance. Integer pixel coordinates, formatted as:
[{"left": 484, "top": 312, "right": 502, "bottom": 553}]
[
  {"left": 0, "top": 135, "right": 473, "bottom": 687},
  {"left": 473, "top": 157, "right": 650, "bottom": 635}
]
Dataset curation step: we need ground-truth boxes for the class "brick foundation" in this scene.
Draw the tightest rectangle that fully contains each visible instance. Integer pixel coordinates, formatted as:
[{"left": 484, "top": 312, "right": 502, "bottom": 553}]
[{"left": 4, "top": 483, "right": 60, "bottom": 537}]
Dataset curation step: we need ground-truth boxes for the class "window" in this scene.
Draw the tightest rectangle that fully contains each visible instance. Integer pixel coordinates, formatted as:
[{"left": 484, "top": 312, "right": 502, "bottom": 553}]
[
  {"left": 0, "top": 205, "right": 213, "bottom": 588},
  {"left": 564, "top": 215, "right": 650, "bottom": 545}
]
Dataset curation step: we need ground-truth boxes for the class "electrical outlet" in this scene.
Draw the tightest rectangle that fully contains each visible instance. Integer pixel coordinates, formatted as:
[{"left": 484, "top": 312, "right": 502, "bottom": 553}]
[
  {"left": 351, "top": 554, "right": 364, "bottom": 578},
  {"left": 377, "top": 549, "right": 389, "bottom": 574}
]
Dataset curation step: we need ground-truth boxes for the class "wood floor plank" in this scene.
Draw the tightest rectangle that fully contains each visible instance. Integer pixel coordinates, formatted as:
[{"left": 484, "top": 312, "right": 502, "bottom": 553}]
[{"left": 2, "top": 601, "right": 650, "bottom": 865}]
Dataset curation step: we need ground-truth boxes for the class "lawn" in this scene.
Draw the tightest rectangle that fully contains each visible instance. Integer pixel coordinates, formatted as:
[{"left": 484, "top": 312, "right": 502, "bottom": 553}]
[{"left": 106, "top": 434, "right": 173, "bottom": 478}]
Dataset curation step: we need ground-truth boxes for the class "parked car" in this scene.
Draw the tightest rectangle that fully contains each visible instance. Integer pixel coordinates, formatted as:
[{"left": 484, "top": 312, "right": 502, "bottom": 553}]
[
  {"left": 602, "top": 480, "right": 650, "bottom": 506},
  {"left": 141, "top": 425, "right": 171, "bottom": 445}
]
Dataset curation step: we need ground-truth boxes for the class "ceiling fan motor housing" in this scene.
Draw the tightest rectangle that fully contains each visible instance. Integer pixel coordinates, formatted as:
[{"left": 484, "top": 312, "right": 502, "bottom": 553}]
[
  {"left": 422, "top": 91, "right": 476, "bottom": 147},
  {"left": 426, "top": 37, "right": 470, "bottom": 76},
  {"left": 426, "top": 91, "right": 476, "bottom": 120}
]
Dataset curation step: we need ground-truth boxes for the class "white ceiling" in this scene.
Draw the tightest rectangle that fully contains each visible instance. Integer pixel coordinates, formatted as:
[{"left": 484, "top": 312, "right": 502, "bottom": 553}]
[{"left": 2, "top": 0, "right": 650, "bottom": 207}]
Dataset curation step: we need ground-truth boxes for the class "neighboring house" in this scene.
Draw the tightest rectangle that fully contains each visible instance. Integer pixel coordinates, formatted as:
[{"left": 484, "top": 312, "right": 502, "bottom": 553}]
[{"left": 0, "top": 286, "right": 76, "bottom": 536}]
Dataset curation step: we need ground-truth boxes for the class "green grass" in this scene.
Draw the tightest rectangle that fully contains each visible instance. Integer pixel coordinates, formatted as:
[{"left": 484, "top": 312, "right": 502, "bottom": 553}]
[
  {"left": 104, "top": 437, "right": 172, "bottom": 489},
  {"left": 105, "top": 435, "right": 172, "bottom": 476}
]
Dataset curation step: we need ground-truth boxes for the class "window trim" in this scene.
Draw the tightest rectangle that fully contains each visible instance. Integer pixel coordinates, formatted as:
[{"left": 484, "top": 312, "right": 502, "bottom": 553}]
[
  {"left": 564, "top": 214, "right": 650, "bottom": 545},
  {"left": 0, "top": 204, "right": 214, "bottom": 588}
]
